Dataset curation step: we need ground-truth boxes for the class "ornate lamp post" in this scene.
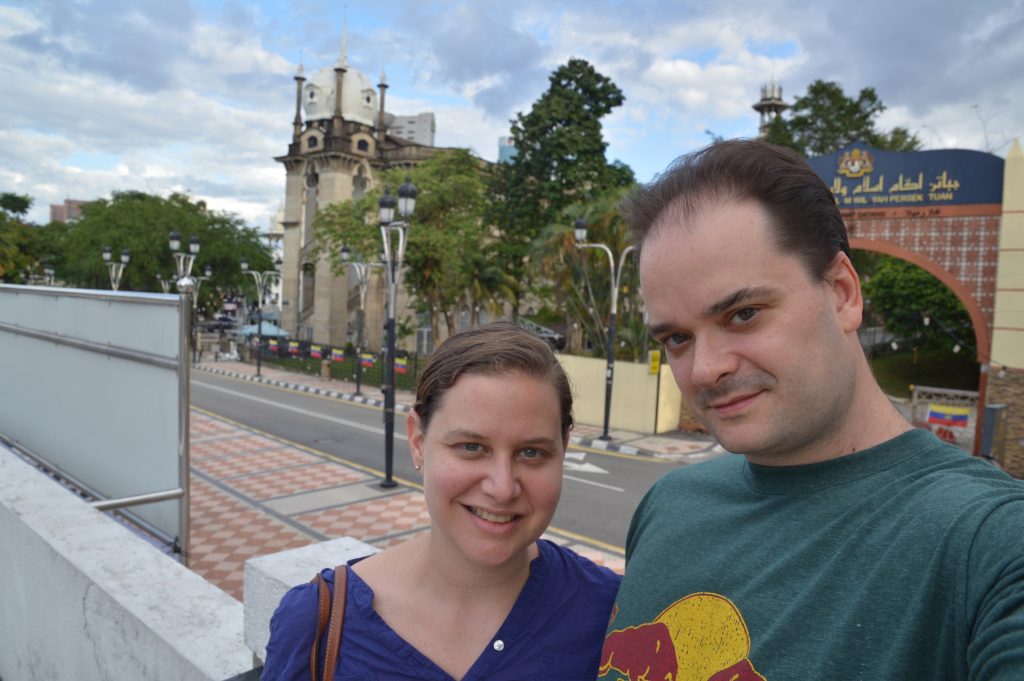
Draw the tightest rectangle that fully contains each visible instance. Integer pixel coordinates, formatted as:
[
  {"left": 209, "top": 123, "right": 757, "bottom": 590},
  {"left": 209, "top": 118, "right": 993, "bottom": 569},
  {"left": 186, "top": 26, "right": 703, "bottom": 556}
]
[
  {"left": 189, "top": 265, "right": 213, "bottom": 362},
  {"left": 340, "top": 244, "right": 381, "bottom": 396},
  {"left": 42, "top": 264, "right": 55, "bottom": 286},
  {"left": 572, "top": 218, "right": 635, "bottom": 440},
  {"left": 157, "top": 273, "right": 172, "bottom": 294},
  {"left": 170, "top": 232, "right": 200, "bottom": 362},
  {"left": 379, "top": 178, "right": 417, "bottom": 488},
  {"left": 102, "top": 245, "right": 130, "bottom": 291},
  {"left": 241, "top": 256, "right": 282, "bottom": 378}
]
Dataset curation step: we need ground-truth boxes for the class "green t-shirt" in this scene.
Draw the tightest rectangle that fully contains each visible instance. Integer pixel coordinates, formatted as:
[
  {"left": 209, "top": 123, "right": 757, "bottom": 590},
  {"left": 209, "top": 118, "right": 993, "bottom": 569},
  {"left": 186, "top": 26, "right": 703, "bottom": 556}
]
[{"left": 599, "top": 429, "right": 1024, "bottom": 681}]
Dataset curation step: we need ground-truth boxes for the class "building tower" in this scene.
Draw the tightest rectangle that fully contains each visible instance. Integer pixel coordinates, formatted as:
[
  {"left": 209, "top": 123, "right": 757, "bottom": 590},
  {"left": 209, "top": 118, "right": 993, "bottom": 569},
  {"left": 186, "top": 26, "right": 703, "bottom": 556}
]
[
  {"left": 275, "top": 30, "right": 437, "bottom": 348},
  {"left": 752, "top": 78, "right": 789, "bottom": 138}
]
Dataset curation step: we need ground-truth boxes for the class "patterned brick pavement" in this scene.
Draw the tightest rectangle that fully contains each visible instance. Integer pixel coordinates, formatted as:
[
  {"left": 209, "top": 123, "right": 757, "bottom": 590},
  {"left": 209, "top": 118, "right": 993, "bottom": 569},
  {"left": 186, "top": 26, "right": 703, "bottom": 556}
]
[{"left": 187, "top": 409, "right": 627, "bottom": 602}]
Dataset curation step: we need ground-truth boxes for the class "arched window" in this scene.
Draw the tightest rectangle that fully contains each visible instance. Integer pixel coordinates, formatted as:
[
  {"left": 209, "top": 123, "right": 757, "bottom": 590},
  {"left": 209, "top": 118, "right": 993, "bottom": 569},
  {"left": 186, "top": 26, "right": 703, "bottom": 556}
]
[
  {"left": 357, "top": 139, "right": 369, "bottom": 151},
  {"left": 308, "top": 136, "right": 318, "bottom": 149}
]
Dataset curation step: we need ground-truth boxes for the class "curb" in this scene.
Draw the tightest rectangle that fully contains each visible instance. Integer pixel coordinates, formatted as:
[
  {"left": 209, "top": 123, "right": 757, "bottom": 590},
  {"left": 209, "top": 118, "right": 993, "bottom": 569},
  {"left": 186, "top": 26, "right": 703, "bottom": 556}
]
[{"left": 193, "top": 364, "right": 664, "bottom": 458}]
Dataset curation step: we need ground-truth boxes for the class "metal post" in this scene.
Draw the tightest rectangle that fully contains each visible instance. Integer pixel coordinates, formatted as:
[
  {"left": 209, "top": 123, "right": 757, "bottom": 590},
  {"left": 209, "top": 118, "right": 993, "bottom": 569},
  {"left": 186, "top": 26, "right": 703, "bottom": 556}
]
[
  {"left": 381, "top": 244, "right": 399, "bottom": 488},
  {"left": 256, "top": 284, "right": 264, "bottom": 378},
  {"left": 355, "top": 306, "right": 365, "bottom": 394}
]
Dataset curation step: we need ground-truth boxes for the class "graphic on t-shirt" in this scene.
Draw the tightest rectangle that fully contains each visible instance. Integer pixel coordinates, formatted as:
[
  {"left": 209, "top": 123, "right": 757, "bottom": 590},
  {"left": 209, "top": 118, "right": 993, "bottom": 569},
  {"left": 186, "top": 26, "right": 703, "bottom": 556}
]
[{"left": 598, "top": 592, "right": 766, "bottom": 681}]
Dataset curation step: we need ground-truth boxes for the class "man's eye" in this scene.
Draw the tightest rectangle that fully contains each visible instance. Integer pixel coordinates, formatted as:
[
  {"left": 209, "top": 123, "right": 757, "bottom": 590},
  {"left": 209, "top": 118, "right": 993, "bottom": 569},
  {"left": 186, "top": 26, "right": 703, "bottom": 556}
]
[
  {"left": 663, "top": 332, "right": 690, "bottom": 349},
  {"left": 731, "top": 308, "right": 758, "bottom": 324}
]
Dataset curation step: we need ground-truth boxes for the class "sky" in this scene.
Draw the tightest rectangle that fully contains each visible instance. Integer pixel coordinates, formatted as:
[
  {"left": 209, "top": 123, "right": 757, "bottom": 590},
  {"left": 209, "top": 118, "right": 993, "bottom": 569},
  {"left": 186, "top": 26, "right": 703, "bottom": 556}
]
[{"left": 2, "top": 0, "right": 1022, "bottom": 229}]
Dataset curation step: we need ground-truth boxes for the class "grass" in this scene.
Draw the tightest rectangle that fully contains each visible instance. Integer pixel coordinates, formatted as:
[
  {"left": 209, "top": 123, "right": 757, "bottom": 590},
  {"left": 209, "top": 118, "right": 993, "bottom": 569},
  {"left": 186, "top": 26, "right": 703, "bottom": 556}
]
[{"left": 869, "top": 348, "right": 979, "bottom": 399}]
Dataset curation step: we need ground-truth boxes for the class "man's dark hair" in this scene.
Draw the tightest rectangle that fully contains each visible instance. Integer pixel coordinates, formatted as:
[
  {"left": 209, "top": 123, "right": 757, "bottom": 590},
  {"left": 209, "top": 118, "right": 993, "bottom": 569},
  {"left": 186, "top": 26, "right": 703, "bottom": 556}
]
[{"left": 623, "top": 139, "right": 851, "bottom": 280}]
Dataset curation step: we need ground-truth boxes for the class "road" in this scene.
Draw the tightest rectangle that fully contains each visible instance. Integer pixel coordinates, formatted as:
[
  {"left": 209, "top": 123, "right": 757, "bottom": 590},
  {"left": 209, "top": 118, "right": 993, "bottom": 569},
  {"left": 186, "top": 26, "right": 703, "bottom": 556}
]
[{"left": 190, "top": 371, "right": 684, "bottom": 550}]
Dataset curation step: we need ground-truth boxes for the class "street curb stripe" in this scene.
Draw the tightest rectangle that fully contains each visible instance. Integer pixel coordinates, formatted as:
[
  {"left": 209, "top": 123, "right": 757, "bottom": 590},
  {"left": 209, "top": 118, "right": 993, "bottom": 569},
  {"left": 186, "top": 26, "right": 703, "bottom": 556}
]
[{"left": 194, "top": 364, "right": 662, "bottom": 458}]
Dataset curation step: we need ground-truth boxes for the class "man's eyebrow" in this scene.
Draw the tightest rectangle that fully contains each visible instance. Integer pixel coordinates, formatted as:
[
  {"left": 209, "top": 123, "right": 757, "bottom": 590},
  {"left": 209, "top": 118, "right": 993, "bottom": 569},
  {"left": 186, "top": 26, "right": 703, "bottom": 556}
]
[{"left": 704, "top": 286, "right": 779, "bottom": 317}]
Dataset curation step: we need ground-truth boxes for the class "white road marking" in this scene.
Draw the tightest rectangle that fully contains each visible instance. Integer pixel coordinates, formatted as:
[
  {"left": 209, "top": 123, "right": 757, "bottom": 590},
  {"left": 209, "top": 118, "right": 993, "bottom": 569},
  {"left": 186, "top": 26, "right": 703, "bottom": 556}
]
[
  {"left": 563, "top": 461, "right": 610, "bottom": 474},
  {"left": 562, "top": 475, "right": 624, "bottom": 492},
  {"left": 192, "top": 379, "right": 406, "bottom": 440}
]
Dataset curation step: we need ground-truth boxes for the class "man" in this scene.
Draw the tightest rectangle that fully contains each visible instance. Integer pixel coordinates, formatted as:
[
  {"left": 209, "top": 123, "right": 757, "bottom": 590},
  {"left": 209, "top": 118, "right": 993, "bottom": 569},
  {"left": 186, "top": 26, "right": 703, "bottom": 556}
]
[{"left": 598, "top": 140, "right": 1024, "bottom": 681}]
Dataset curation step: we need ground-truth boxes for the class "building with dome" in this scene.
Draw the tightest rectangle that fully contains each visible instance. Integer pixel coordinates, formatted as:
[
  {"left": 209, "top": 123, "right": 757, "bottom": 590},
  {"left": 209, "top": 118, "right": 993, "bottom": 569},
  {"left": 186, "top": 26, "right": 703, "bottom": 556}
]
[{"left": 275, "top": 34, "right": 439, "bottom": 348}]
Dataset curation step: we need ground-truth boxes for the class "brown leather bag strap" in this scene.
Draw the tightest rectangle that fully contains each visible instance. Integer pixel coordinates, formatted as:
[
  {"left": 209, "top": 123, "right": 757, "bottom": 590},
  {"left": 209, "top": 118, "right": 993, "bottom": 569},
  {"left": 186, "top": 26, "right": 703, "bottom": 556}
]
[
  {"left": 309, "top": 572, "right": 331, "bottom": 681},
  {"left": 321, "top": 565, "right": 348, "bottom": 681}
]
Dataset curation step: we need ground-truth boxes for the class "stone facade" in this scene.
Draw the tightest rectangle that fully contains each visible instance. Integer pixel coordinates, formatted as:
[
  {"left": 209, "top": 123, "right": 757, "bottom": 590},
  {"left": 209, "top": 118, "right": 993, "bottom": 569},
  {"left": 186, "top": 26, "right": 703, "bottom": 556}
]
[{"left": 984, "top": 368, "right": 1024, "bottom": 477}]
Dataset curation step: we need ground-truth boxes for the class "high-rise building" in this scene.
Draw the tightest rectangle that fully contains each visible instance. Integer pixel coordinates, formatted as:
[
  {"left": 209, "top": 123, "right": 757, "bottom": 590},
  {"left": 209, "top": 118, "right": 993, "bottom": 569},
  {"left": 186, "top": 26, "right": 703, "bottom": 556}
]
[
  {"left": 49, "top": 199, "right": 89, "bottom": 223},
  {"left": 498, "top": 136, "right": 517, "bottom": 163},
  {"left": 388, "top": 113, "right": 436, "bottom": 146}
]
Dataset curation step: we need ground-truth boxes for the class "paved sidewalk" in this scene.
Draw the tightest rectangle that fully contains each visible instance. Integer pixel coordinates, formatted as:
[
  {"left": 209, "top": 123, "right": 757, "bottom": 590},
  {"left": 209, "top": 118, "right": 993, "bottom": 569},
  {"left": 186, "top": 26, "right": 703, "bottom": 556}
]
[{"left": 186, "top": 359, "right": 722, "bottom": 601}]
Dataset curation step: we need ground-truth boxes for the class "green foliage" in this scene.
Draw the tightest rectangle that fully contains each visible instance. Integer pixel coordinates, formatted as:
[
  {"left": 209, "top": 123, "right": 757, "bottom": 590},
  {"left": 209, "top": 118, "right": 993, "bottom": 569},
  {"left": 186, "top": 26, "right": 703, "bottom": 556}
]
[
  {"left": 0, "top": 192, "right": 40, "bottom": 281},
  {"left": 765, "top": 80, "right": 921, "bottom": 156},
  {"left": 861, "top": 255, "right": 974, "bottom": 356},
  {"left": 490, "top": 58, "right": 631, "bottom": 314},
  {"left": 533, "top": 186, "right": 648, "bottom": 361},
  {"left": 313, "top": 149, "right": 495, "bottom": 337},
  {"left": 57, "top": 192, "right": 271, "bottom": 313}
]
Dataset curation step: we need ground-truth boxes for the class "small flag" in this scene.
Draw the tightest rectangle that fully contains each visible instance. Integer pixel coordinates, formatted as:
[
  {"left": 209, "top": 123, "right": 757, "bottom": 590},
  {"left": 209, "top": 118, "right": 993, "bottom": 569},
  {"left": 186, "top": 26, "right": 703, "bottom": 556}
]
[
  {"left": 268, "top": 339, "right": 278, "bottom": 349},
  {"left": 310, "top": 345, "right": 323, "bottom": 359},
  {"left": 288, "top": 341, "right": 300, "bottom": 355},
  {"left": 395, "top": 357, "right": 408, "bottom": 374},
  {"left": 927, "top": 403, "right": 970, "bottom": 428},
  {"left": 360, "top": 352, "right": 375, "bottom": 368},
  {"left": 331, "top": 349, "right": 346, "bottom": 361}
]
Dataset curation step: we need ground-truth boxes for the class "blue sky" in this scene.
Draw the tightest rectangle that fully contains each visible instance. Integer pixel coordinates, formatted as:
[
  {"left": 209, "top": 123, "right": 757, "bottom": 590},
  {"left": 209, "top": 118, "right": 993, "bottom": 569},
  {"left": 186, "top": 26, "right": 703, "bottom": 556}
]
[{"left": 2, "top": 0, "right": 1022, "bottom": 228}]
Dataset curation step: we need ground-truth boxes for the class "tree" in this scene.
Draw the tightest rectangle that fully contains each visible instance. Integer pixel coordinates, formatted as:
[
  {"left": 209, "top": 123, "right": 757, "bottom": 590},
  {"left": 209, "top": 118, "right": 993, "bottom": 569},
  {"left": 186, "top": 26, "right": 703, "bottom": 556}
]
[
  {"left": 57, "top": 191, "right": 272, "bottom": 313},
  {"left": 533, "top": 186, "right": 647, "bottom": 361},
  {"left": 0, "top": 192, "right": 40, "bottom": 281},
  {"left": 861, "top": 256, "right": 974, "bottom": 356},
  {"left": 313, "top": 149, "right": 493, "bottom": 339},
  {"left": 766, "top": 80, "right": 921, "bottom": 156},
  {"left": 490, "top": 58, "right": 631, "bottom": 315}
]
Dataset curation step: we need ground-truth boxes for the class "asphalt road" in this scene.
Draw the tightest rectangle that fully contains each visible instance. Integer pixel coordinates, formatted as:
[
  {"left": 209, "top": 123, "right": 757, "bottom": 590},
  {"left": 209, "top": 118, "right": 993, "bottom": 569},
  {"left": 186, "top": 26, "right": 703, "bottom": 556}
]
[{"left": 190, "top": 372, "right": 683, "bottom": 550}]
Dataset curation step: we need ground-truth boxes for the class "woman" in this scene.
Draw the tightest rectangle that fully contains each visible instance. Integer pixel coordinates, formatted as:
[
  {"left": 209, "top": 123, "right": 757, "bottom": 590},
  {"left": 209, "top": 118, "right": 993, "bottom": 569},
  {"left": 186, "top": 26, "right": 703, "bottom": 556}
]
[{"left": 261, "top": 322, "right": 620, "bottom": 680}]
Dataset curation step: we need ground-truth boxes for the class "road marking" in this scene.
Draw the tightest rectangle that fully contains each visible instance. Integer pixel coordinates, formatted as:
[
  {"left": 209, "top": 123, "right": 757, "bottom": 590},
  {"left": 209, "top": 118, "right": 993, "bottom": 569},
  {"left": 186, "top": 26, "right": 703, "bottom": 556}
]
[
  {"left": 192, "top": 379, "right": 407, "bottom": 440},
  {"left": 563, "top": 461, "right": 610, "bottom": 474},
  {"left": 562, "top": 474, "right": 624, "bottom": 492}
]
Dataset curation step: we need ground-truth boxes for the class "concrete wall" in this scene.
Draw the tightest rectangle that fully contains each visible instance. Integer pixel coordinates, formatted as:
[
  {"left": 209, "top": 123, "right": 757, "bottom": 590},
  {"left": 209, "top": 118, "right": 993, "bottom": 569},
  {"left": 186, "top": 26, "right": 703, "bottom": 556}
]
[
  {"left": 0, "top": 445, "right": 254, "bottom": 681},
  {"left": 244, "top": 537, "right": 378, "bottom": 663},
  {"left": 558, "top": 354, "right": 682, "bottom": 434}
]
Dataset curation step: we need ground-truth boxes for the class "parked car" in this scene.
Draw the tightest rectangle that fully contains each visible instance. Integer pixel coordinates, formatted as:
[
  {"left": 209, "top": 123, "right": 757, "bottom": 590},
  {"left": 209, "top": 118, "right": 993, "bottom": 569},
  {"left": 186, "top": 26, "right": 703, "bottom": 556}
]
[{"left": 518, "top": 318, "right": 566, "bottom": 351}]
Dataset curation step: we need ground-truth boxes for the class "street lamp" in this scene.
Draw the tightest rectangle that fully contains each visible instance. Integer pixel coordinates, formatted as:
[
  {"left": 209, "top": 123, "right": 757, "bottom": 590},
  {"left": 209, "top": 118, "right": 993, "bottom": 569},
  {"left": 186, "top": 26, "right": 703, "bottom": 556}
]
[
  {"left": 341, "top": 244, "right": 381, "bottom": 396},
  {"left": 156, "top": 273, "right": 172, "bottom": 294},
  {"left": 170, "top": 232, "right": 200, "bottom": 363},
  {"left": 572, "top": 218, "right": 635, "bottom": 440},
  {"left": 379, "top": 178, "right": 417, "bottom": 488},
  {"left": 241, "top": 256, "right": 283, "bottom": 378},
  {"left": 102, "top": 245, "right": 130, "bottom": 291},
  {"left": 42, "top": 264, "right": 55, "bottom": 286},
  {"left": 189, "top": 265, "right": 214, "bottom": 362}
]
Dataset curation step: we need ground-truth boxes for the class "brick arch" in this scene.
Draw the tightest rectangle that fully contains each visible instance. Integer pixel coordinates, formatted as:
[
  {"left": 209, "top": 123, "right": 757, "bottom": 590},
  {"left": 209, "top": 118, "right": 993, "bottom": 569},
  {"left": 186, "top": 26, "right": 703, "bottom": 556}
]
[{"left": 851, "top": 237, "right": 990, "bottom": 361}]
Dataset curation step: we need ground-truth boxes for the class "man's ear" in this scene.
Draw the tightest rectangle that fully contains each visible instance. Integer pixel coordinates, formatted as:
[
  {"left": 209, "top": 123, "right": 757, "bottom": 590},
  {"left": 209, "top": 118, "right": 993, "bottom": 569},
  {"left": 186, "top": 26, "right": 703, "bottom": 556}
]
[
  {"left": 826, "top": 252, "right": 863, "bottom": 333},
  {"left": 407, "top": 410, "right": 425, "bottom": 470}
]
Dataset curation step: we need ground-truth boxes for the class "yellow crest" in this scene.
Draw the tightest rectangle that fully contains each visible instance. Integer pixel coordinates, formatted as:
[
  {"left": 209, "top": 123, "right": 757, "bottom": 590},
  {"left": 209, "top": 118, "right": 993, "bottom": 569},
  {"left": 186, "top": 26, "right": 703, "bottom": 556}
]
[{"left": 837, "top": 148, "right": 874, "bottom": 178}]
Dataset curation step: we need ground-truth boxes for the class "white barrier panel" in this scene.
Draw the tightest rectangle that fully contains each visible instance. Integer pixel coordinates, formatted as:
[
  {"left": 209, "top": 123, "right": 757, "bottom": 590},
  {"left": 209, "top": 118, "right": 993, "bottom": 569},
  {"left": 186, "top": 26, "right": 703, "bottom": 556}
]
[{"left": 0, "top": 284, "right": 187, "bottom": 548}]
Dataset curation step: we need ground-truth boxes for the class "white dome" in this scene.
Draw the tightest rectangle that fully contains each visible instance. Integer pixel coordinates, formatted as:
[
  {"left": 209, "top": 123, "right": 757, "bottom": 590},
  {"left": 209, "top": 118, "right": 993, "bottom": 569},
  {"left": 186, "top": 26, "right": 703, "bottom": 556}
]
[{"left": 302, "top": 66, "right": 378, "bottom": 127}]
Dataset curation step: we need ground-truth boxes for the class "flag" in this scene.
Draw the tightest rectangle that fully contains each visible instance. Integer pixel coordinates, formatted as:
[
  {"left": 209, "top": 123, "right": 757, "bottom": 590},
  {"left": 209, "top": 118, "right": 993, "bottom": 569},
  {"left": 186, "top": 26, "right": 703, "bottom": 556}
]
[
  {"left": 395, "top": 357, "right": 408, "bottom": 374},
  {"left": 310, "top": 345, "right": 323, "bottom": 359},
  {"left": 360, "top": 352, "right": 375, "bottom": 368},
  {"left": 331, "top": 349, "right": 346, "bottom": 361},
  {"left": 927, "top": 403, "right": 970, "bottom": 428},
  {"left": 289, "top": 341, "right": 300, "bottom": 355},
  {"left": 268, "top": 339, "right": 278, "bottom": 349}
]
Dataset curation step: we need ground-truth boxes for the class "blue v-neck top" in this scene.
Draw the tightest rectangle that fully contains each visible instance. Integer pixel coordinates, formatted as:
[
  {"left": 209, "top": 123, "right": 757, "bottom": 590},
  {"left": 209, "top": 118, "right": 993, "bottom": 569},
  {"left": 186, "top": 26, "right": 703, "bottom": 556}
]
[{"left": 262, "top": 539, "right": 621, "bottom": 680}]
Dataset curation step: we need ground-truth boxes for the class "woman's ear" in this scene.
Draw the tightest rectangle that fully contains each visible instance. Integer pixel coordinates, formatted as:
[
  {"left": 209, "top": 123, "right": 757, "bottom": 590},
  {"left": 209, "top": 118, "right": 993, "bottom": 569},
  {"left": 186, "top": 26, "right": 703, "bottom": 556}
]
[{"left": 407, "top": 410, "right": 425, "bottom": 470}]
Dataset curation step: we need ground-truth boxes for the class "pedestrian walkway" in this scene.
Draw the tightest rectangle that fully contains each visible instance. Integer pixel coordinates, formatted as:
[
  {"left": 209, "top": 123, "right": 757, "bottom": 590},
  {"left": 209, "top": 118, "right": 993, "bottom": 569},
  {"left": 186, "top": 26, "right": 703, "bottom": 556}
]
[{"left": 187, "top": 359, "right": 722, "bottom": 601}]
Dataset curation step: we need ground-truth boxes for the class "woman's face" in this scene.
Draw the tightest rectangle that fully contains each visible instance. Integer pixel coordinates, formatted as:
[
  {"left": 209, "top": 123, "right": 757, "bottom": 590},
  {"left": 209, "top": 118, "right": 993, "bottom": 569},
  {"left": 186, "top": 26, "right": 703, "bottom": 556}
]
[{"left": 408, "top": 371, "right": 565, "bottom": 569}]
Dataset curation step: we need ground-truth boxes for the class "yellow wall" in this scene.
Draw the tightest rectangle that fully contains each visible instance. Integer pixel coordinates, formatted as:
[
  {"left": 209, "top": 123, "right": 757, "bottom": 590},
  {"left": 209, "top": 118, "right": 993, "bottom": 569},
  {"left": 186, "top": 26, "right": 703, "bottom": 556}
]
[
  {"left": 557, "top": 354, "right": 682, "bottom": 434},
  {"left": 993, "top": 139, "right": 1024, "bottom": 369}
]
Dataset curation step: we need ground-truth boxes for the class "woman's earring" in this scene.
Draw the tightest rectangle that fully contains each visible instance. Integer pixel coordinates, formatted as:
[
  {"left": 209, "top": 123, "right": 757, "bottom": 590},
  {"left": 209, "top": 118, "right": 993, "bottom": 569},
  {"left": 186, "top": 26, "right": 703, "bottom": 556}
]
[{"left": 414, "top": 464, "right": 421, "bottom": 471}]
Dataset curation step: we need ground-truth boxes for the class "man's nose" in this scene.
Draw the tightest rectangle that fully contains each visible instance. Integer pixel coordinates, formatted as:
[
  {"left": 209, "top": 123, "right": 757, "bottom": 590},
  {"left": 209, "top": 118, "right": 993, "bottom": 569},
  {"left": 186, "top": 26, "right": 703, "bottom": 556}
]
[{"left": 689, "top": 337, "right": 738, "bottom": 388}]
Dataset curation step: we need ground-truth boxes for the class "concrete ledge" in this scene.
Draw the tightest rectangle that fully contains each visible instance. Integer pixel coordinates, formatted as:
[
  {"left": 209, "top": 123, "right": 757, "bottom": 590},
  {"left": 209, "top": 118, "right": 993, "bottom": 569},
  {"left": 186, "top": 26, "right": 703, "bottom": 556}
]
[
  {"left": 0, "top": 445, "right": 254, "bottom": 681},
  {"left": 244, "top": 537, "right": 378, "bottom": 663}
]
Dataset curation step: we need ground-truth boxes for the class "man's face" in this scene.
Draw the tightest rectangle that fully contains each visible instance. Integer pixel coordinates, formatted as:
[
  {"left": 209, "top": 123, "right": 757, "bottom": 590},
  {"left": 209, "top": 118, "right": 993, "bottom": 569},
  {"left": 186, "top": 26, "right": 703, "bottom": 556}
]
[{"left": 641, "top": 200, "right": 860, "bottom": 465}]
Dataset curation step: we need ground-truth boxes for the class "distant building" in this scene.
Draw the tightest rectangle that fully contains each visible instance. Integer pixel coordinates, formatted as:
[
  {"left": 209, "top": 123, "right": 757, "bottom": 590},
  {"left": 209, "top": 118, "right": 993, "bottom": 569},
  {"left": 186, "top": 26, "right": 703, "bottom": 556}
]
[
  {"left": 388, "top": 113, "right": 436, "bottom": 146},
  {"left": 498, "top": 136, "right": 517, "bottom": 163},
  {"left": 49, "top": 199, "right": 89, "bottom": 223},
  {"left": 752, "top": 78, "right": 789, "bottom": 138}
]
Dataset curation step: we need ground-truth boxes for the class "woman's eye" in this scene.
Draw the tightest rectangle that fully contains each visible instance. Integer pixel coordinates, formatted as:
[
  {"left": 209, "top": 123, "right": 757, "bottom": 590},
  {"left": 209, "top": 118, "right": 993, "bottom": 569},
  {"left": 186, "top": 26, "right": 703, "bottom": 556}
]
[
  {"left": 519, "top": 447, "right": 545, "bottom": 460},
  {"left": 459, "top": 443, "right": 482, "bottom": 453}
]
